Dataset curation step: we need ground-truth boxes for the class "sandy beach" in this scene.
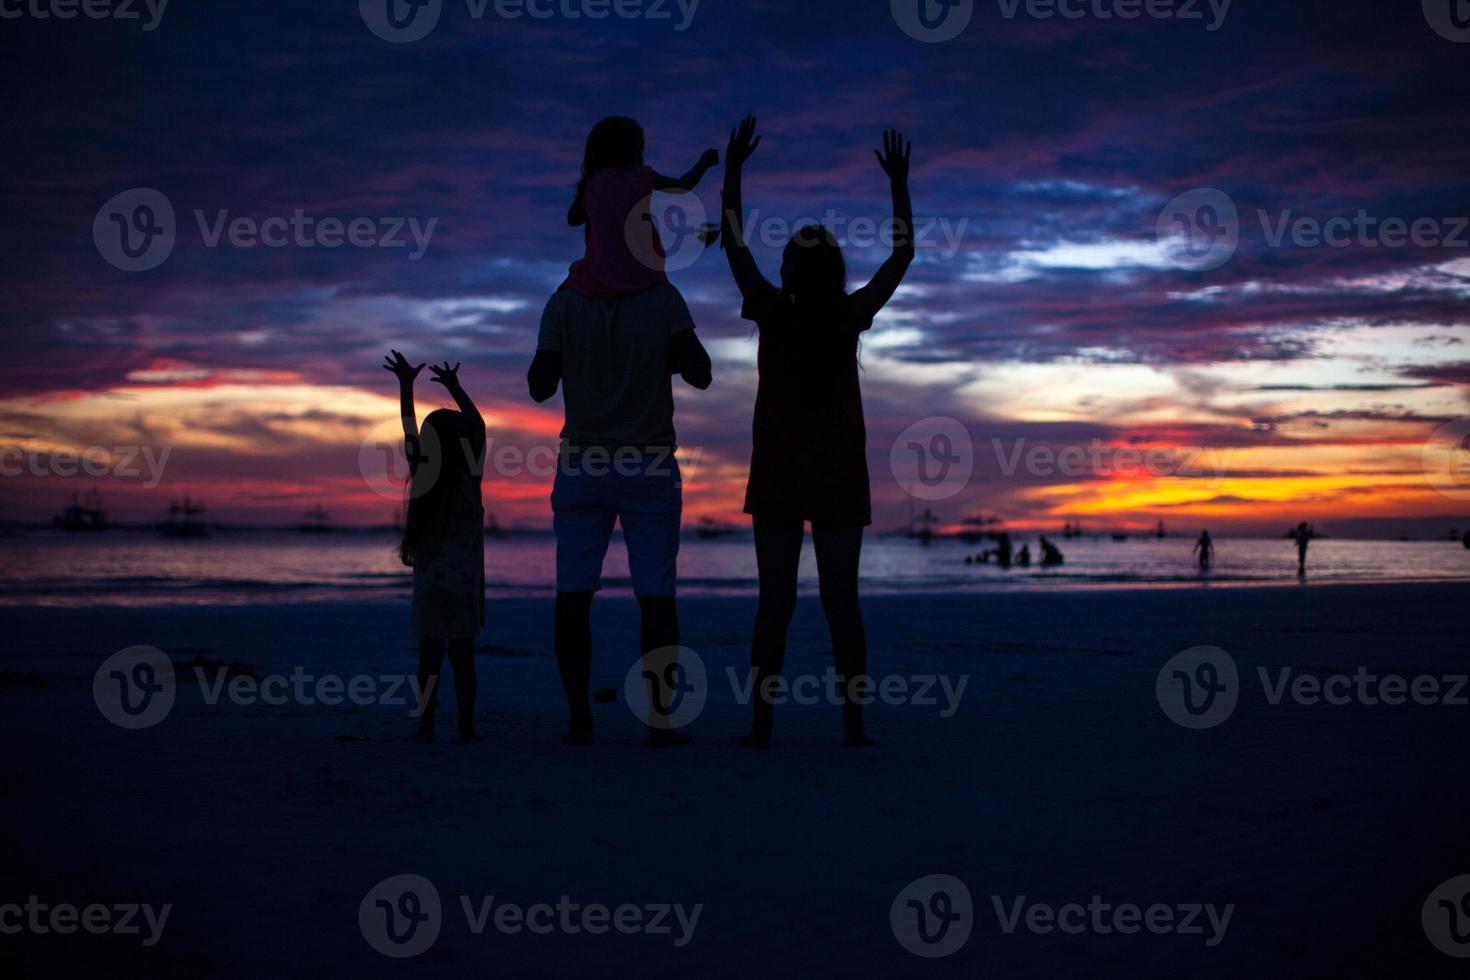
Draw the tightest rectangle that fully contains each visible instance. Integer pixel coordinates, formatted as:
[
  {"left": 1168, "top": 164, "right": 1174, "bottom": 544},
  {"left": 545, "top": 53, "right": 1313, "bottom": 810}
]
[{"left": 2, "top": 581, "right": 1465, "bottom": 977}]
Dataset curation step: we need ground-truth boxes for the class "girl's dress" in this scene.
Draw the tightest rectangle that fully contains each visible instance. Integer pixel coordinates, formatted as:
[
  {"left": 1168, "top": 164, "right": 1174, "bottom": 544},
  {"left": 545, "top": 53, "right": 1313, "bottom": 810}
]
[
  {"left": 411, "top": 477, "right": 485, "bottom": 641},
  {"left": 563, "top": 165, "right": 669, "bottom": 298},
  {"left": 741, "top": 283, "right": 874, "bottom": 527}
]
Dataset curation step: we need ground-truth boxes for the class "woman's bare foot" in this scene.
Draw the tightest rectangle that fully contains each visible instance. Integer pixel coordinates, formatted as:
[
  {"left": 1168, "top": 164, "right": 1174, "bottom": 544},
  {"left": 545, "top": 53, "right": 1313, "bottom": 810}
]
[
  {"left": 842, "top": 731, "right": 876, "bottom": 748},
  {"left": 647, "top": 729, "right": 694, "bottom": 748},
  {"left": 737, "top": 730, "right": 771, "bottom": 749}
]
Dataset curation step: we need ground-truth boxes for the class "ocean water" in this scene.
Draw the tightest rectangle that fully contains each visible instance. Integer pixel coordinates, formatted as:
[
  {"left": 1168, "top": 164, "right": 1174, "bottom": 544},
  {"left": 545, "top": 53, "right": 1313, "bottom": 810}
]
[{"left": 0, "top": 527, "right": 1468, "bottom": 607}]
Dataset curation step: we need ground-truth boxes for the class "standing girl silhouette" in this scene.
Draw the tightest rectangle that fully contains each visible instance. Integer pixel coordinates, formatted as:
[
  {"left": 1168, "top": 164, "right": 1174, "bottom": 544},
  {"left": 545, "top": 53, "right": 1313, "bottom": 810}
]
[
  {"left": 720, "top": 117, "right": 915, "bottom": 747},
  {"left": 385, "top": 350, "right": 486, "bottom": 742}
]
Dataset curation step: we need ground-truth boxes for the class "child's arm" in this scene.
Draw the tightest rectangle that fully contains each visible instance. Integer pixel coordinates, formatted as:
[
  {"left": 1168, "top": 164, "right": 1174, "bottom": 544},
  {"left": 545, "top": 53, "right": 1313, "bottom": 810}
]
[
  {"left": 651, "top": 147, "right": 720, "bottom": 192},
  {"left": 383, "top": 349, "right": 425, "bottom": 471},
  {"left": 851, "top": 129, "right": 915, "bottom": 323},
  {"left": 429, "top": 362, "right": 487, "bottom": 474},
  {"left": 721, "top": 116, "right": 773, "bottom": 299},
  {"left": 669, "top": 329, "right": 712, "bottom": 390}
]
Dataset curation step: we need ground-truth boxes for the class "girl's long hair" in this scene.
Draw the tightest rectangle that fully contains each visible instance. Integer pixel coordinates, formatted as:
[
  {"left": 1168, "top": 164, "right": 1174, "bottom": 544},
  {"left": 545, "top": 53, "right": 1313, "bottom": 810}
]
[
  {"left": 575, "top": 116, "right": 646, "bottom": 203},
  {"left": 399, "top": 408, "right": 476, "bottom": 568}
]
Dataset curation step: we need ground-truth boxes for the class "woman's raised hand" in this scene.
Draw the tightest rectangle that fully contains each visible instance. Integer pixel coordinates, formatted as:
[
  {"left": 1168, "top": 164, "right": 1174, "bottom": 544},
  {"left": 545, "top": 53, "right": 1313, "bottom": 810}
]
[
  {"left": 875, "top": 128, "right": 911, "bottom": 184},
  {"left": 726, "top": 116, "right": 761, "bottom": 168},
  {"left": 383, "top": 349, "right": 425, "bottom": 384},
  {"left": 428, "top": 361, "right": 463, "bottom": 390}
]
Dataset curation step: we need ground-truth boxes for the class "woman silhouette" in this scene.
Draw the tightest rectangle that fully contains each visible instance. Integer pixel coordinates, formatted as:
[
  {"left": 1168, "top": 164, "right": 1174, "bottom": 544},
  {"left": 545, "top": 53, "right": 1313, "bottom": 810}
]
[{"left": 721, "top": 116, "right": 915, "bottom": 747}]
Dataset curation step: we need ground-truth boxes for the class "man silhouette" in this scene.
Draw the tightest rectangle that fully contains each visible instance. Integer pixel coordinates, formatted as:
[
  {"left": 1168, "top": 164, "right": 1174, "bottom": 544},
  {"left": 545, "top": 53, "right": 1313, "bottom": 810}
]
[{"left": 528, "top": 283, "right": 711, "bottom": 746}]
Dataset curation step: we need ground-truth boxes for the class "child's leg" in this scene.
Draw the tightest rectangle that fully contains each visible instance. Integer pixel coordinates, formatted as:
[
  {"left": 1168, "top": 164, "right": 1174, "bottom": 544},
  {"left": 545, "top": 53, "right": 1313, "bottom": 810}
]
[
  {"left": 744, "top": 517, "right": 804, "bottom": 746},
  {"left": 446, "top": 638, "right": 478, "bottom": 740},
  {"left": 415, "top": 638, "right": 447, "bottom": 739},
  {"left": 811, "top": 523, "right": 870, "bottom": 746}
]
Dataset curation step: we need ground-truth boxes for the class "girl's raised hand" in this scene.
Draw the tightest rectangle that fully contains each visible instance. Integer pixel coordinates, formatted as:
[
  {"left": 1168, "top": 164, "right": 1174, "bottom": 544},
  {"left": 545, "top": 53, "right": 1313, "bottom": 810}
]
[
  {"left": 726, "top": 116, "right": 761, "bottom": 168},
  {"left": 875, "top": 128, "right": 911, "bottom": 183},
  {"left": 383, "top": 349, "right": 425, "bottom": 384},
  {"left": 428, "top": 361, "right": 463, "bottom": 390}
]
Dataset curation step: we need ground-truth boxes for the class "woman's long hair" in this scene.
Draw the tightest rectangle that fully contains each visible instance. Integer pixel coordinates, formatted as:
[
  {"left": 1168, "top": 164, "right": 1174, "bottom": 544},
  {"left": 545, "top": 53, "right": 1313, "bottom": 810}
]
[
  {"left": 575, "top": 116, "right": 645, "bottom": 203},
  {"left": 780, "top": 224, "right": 848, "bottom": 301},
  {"left": 399, "top": 408, "right": 475, "bottom": 568}
]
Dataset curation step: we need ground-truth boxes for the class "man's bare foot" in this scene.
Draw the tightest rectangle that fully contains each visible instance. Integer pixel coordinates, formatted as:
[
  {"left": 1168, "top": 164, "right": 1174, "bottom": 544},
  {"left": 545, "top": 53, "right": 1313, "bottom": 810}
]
[
  {"left": 457, "top": 731, "right": 484, "bottom": 744},
  {"left": 647, "top": 729, "right": 694, "bottom": 748},
  {"left": 561, "top": 729, "right": 594, "bottom": 746},
  {"left": 842, "top": 732, "right": 877, "bottom": 748}
]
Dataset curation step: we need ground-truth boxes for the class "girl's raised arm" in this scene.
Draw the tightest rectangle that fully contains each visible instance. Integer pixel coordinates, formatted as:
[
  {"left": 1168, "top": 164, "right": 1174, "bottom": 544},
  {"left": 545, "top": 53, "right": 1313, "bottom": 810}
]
[
  {"left": 852, "top": 129, "right": 915, "bottom": 322},
  {"left": 721, "top": 115, "right": 773, "bottom": 299},
  {"left": 383, "top": 350, "right": 425, "bottom": 471}
]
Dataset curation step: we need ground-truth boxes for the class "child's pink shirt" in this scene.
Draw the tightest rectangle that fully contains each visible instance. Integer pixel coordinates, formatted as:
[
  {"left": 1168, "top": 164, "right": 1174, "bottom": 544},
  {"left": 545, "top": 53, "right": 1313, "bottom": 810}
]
[{"left": 562, "top": 165, "right": 670, "bottom": 298}]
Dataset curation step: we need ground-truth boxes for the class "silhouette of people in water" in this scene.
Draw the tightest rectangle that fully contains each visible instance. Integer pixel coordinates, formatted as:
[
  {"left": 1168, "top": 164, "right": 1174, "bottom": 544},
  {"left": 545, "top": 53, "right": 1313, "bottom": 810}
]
[
  {"left": 385, "top": 351, "right": 485, "bottom": 743},
  {"left": 1016, "top": 544, "right": 1031, "bottom": 566},
  {"left": 994, "top": 532, "right": 1014, "bottom": 569},
  {"left": 721, "top": 117, "right": 914, "bottom": 748},
  {"left": 1288, "top": 522, "right": 1316, "bottom": 576},
  {"left": 1193, "top": 529, "right": 1214, "bottom": 571},
  {"left": 528, "top": 117, "right": 714, "bottom": 747},
  {"left": 1039, "top": 536, "right": 1064, "bottom": 567}
]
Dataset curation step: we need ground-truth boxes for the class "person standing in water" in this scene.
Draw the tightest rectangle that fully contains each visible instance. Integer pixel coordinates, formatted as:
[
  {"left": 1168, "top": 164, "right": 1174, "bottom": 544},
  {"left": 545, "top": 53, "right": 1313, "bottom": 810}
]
[
  {"left": 1193, "top": 529, "right": 1215, "bottom": 571},
  {"left": 1288, "top": 522, "right": 1316, "bottom": 575}
]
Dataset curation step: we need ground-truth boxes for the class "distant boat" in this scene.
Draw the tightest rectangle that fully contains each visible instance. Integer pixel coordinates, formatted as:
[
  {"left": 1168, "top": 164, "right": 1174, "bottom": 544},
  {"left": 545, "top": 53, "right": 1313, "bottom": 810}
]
[
  {"left": 53, "top": 489, "right": 110, "bottom": 531},
  {"left": 297, "top": 504, "right": 332, "bottom": 534},
  {"left": 1111, "top": 533, "right": 1129, "bottom": 542},
  {"left": 1155, "top": 520, "right": 1167, "bottom": 539},
  {"left": 957, "top": 513, "right": 999, "bottom": 544},
  {"left": 695, "top": 517, "right": 737, "bottom": 540},
  {"left": 906, "top": 504, "right": 940, "bottom": 546},
  {"left": 160, "top": 498, "right": 208, "bottom": 538}
]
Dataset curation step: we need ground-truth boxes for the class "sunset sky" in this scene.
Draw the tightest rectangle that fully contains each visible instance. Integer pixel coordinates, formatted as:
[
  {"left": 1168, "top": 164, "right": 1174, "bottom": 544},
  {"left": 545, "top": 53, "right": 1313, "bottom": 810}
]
[{"left": 3, "top": 0, "right": 1469, "bottom": 535}]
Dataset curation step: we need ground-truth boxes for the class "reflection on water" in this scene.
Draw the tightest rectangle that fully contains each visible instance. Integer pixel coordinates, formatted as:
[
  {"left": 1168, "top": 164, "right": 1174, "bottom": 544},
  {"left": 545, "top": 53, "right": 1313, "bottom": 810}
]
[{"left": 0, "top": 528, "right": 1468, "bottom": 607}]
